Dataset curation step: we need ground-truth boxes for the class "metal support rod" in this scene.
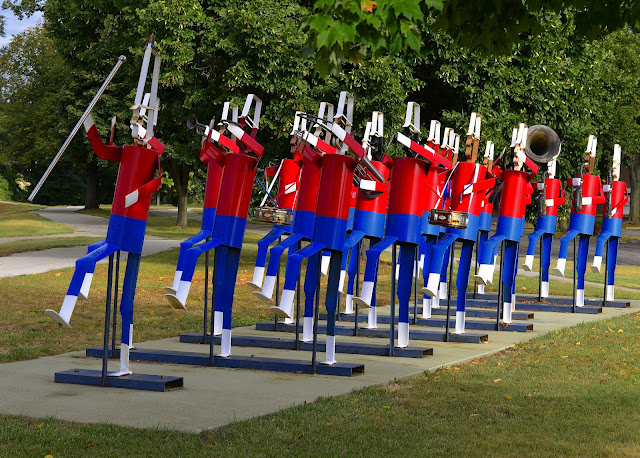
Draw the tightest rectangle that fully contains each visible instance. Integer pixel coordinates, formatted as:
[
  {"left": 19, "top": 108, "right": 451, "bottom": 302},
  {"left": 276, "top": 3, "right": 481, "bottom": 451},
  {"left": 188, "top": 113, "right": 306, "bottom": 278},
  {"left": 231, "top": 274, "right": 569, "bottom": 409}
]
[
  {"left": 603, "top": 241, "right": 609, "bottom": 307},
  {"left": 389, "top": 243, "right": 397, "bottom": 356},
  {"left": 473, "top": 232, "right": 480, "bottom": 299},
  {"left": 295, "top": 240, "right": 302, "bottom": 350},
  {"left": 413, "top": 245, "right": 418, "bottom": 324},
  {"left": 445, "top": 242, "right": 454, "bottom": 342},
  {"left": 311, "top": 254, "right": 321, "bottom": 374},
  {"left": 28, "top": 55, "right": 127, "bottom": 202},
  {"left": 537, "top": 236, "right": 543, "bottom": 302},
  {"left": 111, "top": 250, "right": 120, "bottom": 357},
  {"left": 102, "top": 254, "right": 115, "bottom": 387},
  {"left": 354, "top": 241, "right": 360, "bottom": 336},
  {"left": 572, "top": 237, "right": 577, "bottom": 314},
  {"left": 496, "top": 241, "right": 505, "bottom": 331},
  {"left": 274, "top": 236, "right": 281, "bottom": 332},
  {"left": 209, "top": 248, "right": 218, "bottom": 366},
  {"left": 203, "top": 237, "right": 209, "bottom": 343}
]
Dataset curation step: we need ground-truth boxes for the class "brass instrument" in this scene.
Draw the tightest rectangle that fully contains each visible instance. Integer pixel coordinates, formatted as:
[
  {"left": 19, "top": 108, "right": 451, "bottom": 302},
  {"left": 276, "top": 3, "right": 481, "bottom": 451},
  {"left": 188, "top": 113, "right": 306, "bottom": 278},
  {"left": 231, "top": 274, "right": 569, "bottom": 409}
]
[
  {"left": 524, "top": 125, "right": 561, "bottom": 163},
  {"left": 253, "top": 206, "right": 293, "bottom": 225},
  {"left": 429, "top": 209, "right": 469, "bottom": 229}
]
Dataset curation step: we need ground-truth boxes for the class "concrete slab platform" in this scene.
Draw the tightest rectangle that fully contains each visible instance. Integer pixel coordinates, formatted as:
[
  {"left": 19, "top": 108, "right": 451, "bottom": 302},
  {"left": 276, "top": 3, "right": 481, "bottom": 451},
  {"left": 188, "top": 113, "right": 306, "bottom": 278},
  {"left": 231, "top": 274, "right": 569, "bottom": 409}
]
[{"left": 0, "top": 300, "right": 637, "bottom": 432}]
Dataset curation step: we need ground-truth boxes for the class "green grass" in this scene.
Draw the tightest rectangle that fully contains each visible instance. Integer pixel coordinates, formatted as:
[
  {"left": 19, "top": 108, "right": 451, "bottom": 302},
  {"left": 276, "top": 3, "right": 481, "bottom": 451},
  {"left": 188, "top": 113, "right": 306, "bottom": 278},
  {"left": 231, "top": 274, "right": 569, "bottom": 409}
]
[
  {"left": 0, "top": 203, "right": 74, "bottom": 238},
  {"left": 2, "top": 312, "right": 640, "bottom": 456},
  {"left": 0, "top": 236, "right": 102, "bottom": 257}
]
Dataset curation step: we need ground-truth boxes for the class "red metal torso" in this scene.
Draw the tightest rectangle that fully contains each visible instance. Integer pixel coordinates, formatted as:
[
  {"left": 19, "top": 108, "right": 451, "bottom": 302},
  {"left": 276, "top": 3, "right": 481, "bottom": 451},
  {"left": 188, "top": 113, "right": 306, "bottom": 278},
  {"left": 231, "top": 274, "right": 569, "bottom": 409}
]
[
  {"left": 203, "top": 159, "right": 224, "bottom": 209},
  {"left": 572, "top": 173, "right": 601, "bottom": 216},
  {"left": 315, "top": 154, "right": 357, "bottom": 220},
  {"left": 355, "top": 161, "right": 391, "bottom": 214},
  {"left": 215, "top": 154, "right": 259, "bottom": 218},
  {"left": 544, "top": 177, "right": 562, "bottom": 217},
  {"left": 498, "top": 169, "right": 531, "bottom": 219},
  {"left": 111, "top": 145, "right": 159, "bottom": 220},
  {"left": 387, "top": 157, "right": 429, "bottom": 217},
  {"left": 276, "top": 158, "right": 300, "bottom": 210}
]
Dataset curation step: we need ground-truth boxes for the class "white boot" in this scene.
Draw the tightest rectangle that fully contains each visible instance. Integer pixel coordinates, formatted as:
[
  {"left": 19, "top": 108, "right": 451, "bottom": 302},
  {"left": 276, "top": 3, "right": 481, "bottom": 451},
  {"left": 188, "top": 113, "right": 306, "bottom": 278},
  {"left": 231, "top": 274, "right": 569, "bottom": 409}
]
[
  {"left": 302, "top": 317, "right": 313, "bottom": 342},
  {"left": 367, "top": 307, "right": 377, "bottom": 329},
  {"left": 523, "top": 255, "right": 534, "bottom": 272},
  {"left": 439, "top": 282, "right": 447, "bottom": 300},
  {"left": 246, "top": 266, "right": 265, "bottom": 290},
  {"left": 591, "top": 256, "right": 602, "bottom": 273},
  {"left": 213, "top": 311, "right": 223, "bottom": 336},
  {"left": 163, "top": 270, "right": 182, "bottom": 294},
  {"left": 45, "top": 295, "right": 76, "bottom": 328},
  {"left": 323, "top": 335, "right": 337, "bottom": 365},
  {"left": 422, "top": 296, "right": 432, "bottom": 319},
  {"left": 110, "top": 343, "right": 132, "bottom": 377},
  {"left": 321, "top": 254, "right": 330, "bottom": 276},
  {"left": 397, "top": 322, "right": 409, "bottom": 348},
  {"left": 606, "top": 285, "right": 614, "bottom": 301},
  {"left": 454, "top": 311, "right": 465, "bottom": 334},
  {"left": 271, "top": 289, "right": 294, "bottom": 319},
  {"left": 474, "top": 264, "right": 493, "bottom": 285},
  {"left": 352, "top": 281, "right": 373, "bottom": 308},
  {"left": 78, "top": 273, "right": 94, "bottom": 300},
  {"left": 503, "top": 302, "right": 512, "bottom": 324},
  {"left": 253, "top": 275, "right": 276, "bottom": 301},
  {"left": 344, "top": 294, "right": 354, "bottom": 314},
  {"left": 338, "top": 270, "right": 346, "bottom": 293},
  {"left": 477, "top": 284, "right": 485, "bottom": 294},
  {"left": 540, "top": 281, "right": 549, "bottom": 298},
  {"left": 553, "top": 258, "right": 566, "bottom": 277},
  {"left": 576, "top": 288, "right": 585, "bottom": 307},
  {"left": 423, "top": 273, "right": 440, "bottom": 297},
  {"left": 166, "top": 280, "right": 190, "bottom": 309},
  {"left": 218, "top": 328, "right": 232, "bottom": 357}
]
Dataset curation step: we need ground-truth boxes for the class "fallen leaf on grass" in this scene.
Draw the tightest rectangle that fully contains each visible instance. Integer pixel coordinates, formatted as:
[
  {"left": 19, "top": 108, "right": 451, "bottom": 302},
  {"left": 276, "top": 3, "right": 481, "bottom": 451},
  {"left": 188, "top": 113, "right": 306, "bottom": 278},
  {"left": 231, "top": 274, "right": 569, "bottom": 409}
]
[
  {"left": 55, "top": 273, "right": 61, "bottom": 277},
  {"left": 576, "top": 342, "right": 581, "bottom": 346},
  {"left": 561, "top": 355, "right": 568, "bottom": 358},
  {"left": 37, "top": 422, "right": 44, "bottom": 428},
  {"left": 493, "top": 379, "right": 501, "bottom": 383}
]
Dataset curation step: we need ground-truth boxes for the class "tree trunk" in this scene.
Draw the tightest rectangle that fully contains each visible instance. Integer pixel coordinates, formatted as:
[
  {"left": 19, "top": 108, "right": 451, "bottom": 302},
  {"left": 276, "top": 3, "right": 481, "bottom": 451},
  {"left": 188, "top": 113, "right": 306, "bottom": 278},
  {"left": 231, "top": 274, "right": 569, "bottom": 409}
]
[
  {"left": 629, "top": 152, "right": 640, "bottom": 224},
  {"left": 166, "top": 157, "right": 191, "bottom": 228},
  {"left": 84, "top": 159, "right": 99, "bottom": 209}
]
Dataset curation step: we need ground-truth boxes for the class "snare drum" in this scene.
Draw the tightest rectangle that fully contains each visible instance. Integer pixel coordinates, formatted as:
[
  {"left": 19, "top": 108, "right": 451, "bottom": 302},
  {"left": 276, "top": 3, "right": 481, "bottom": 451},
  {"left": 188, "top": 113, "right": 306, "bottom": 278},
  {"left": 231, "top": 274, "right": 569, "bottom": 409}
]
[
  {"left": 253, "top": 206, "right": 293, "bottom": 225},
  {"left": 429, "top": 209, "right": 469, "bottom": 229}
]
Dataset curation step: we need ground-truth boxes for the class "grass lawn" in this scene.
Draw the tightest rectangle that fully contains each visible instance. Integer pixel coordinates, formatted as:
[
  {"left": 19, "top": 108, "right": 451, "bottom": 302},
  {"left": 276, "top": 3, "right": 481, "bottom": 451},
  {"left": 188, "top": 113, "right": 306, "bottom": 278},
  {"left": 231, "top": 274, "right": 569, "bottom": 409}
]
[
  {"left": 0, "top": 203, "right": 74, "bottom": 238},
  {"left": 0, "top": 236, "right": 103, "bottom": 257},
  {"left": 1, "top": 312, "right": 640, "bottom": 456},
  {"left": 2, "top": 211, "right": 640, "bottom": 455}
]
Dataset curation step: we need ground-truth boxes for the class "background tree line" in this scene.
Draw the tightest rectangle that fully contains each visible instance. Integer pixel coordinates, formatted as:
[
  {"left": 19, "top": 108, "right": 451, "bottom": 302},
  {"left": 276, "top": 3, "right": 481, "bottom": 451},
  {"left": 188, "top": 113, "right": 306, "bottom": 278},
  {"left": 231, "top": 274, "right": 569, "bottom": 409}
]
[{"left": 0, "top": 0, "right": 638, "bottom": 225}]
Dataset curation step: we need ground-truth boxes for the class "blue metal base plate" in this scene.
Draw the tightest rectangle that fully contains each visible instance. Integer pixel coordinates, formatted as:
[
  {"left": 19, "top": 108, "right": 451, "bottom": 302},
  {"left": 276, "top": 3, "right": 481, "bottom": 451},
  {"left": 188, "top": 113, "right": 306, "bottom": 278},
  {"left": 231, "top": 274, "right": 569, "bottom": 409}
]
[
  {"left": 323, "top": 314, "right": 532, "bottom": 332},
  {"left": 409, "top": 306, "right": 534, "bottom": 321},
  {"left": 461, "top": 297, "right": 603, "bottom": 314},
  {"left": 255, "top": 322, "right": 488, "bottom": 343},
  {"left": 54, "top": 369, "right": 183, "bottom": 392},
  {"left": 472, "top": 292, "right": 628, "bottom": 308},
  {"left": 178, "top": 333, "right": 432, "bottom": 358},
  {"left": 85, "top": 347, "right": 364, "bottom": 376}
]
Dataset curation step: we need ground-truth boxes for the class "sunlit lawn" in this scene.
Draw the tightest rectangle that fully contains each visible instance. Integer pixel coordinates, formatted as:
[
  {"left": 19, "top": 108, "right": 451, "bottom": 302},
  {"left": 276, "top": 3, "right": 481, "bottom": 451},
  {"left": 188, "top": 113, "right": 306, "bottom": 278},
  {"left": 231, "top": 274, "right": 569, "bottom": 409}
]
[{"left": 0, "top": 203, "right": 73, "bottom": 238}]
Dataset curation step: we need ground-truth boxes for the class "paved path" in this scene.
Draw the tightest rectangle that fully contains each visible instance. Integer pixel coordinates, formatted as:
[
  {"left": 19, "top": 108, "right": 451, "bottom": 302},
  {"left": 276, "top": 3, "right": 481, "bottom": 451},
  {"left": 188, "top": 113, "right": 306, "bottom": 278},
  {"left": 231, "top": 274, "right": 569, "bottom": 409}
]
[{"left": 0, "top": 207, "right": 180, "bottom": 278}]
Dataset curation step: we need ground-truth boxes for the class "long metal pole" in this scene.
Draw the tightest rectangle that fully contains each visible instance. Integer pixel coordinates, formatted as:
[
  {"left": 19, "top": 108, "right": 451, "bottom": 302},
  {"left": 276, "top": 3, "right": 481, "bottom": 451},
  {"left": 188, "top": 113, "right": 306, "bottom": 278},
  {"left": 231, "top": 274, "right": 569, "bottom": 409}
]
[
  {"left": 537, "top": 236, "right": 543, "bottom": 302},
  {"left": 203, "top": 238, "right": 209, "bottom": 343},
  {"left": 311, "top": 255, "right": 321, "bottom": 374},
  {"left": 102, "top": 254, "right": 115, "bottom": 387},
  {"left": 445, "top": 243, "right": 454, "bottom": 342},
  {"left": 572, "top": 237, "right": 577, "bottom": 313},
  {"left": 496, "top": 241, "right": 504, "bottom": 331},
  {"left": 209, "top": 249, "right": 218, "bottom": 366},
  {"left": 354, "top": 241, "right": 360, "bottom": 336},
  {"left": 28, "top": 55, "right": 127, "bottom": 201},
  {"left": 413, "top": 245, "right": 418, "bottom": 324},
  {"left": 389, "top": 243, "right": 397, "bottom": 356},
  {"left": 603, "top": 241, "right": 609, "bottom": 307},
  {"left": 295, "top": 241, "right": 302, "bottom": 349},
  {"left": 274, "top": 236, "right": 281, "bottom": 331},
  {"left": 473, "top": 233, "right": 480, "bottom": 299},
  {"left": 111, "top": 250, "right": 120, "bottom": 357}
]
